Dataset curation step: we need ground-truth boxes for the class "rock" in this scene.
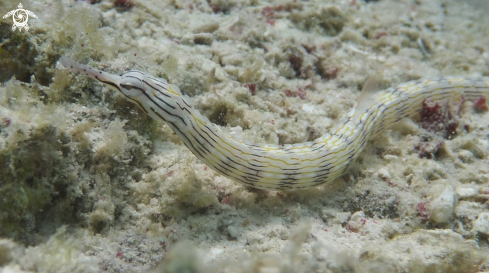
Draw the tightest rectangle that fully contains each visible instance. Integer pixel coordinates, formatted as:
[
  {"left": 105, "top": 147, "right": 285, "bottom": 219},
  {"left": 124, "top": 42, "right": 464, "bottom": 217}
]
[
  {"left": 455, "top": 201, "right": 483, "bottom": 221},
  {"left": 227, "top": 226, "right": 240, "bottom": 239},
  {"left": 455, "top": 184, "right": 479, "bottom": 198},
  {"left": 430, "top": 186, "right": 455, "bottom": 224},
  {"left": 377, "top": 168, "right": 392, "bottom": 180},
  {"left": 333, "top": 212, "right": 351, "bottom": 224},
  {"left": 457, "top": 149, "right": 474, "bottom": 163},
  {"left": 472, "top": 212, "right": 489, "bottom": 235},
  {"left": 347, "top": 211, "right": 366, "bottom": 232},
  {"left": 320, "top": 207, "right": 338, "bottom": 221}
]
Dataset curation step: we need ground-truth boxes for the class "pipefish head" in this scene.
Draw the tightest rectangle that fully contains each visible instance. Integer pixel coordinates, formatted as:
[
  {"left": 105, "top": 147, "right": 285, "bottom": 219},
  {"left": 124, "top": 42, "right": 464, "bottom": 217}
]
[
  {"left": 118, "top": 71, "right": 183, "bottom": 99},
  {"left": 59, "top": 56, "right": 183, "bottom": 104}
]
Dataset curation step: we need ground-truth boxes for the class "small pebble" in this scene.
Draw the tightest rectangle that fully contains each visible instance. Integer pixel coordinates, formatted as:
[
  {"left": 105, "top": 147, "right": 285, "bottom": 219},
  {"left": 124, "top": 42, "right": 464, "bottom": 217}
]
[
  {"left": 455, "top": 184, "right": 479, "bottom": 198},
  {"left": 383, "top": 154, "right": 398, "bottom": 162},
  {"left": 347, "top": 211, "right": 366, "bottom": 232},
  {"left": 377, "top": 169, "right": 392, "bottom": 180},
  {"left": 350, "top": 211, "right": 365, "bottom": 222},
  {"left": 430, "top": 186, "right": 455, "bottom": 224},
  {"left": 227, "top": 226, "right": 240, "bottom": 239}
]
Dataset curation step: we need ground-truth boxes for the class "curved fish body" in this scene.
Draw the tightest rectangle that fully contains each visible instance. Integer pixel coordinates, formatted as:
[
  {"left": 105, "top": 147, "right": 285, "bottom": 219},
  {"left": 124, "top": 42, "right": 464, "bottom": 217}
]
[{"left": 60, "top": 56, "right": 489, "bottom": 190}]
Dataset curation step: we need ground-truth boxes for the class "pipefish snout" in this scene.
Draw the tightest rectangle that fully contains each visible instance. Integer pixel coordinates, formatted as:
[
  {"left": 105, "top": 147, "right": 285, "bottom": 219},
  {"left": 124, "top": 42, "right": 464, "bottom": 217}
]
[{"left": 59, "top": 56, "right": 489, "bottom": 190}]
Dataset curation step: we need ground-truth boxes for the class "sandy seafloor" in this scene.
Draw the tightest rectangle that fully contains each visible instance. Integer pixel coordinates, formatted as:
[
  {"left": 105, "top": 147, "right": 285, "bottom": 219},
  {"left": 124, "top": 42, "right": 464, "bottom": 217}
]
[{"left": 1, "top": 0, "right": 489, "bottom": 272}]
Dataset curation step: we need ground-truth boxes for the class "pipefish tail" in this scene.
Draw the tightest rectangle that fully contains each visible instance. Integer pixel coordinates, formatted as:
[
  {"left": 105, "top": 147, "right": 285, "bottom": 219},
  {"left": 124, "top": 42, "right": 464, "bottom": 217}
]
[{"left": 59, "top": 56, "right": 489, "bottom": 190}]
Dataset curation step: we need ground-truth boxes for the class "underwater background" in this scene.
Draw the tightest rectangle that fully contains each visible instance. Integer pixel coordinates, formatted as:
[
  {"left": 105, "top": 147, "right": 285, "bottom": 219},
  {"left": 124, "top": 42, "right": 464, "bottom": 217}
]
[{"left": 0, "top": 0, "right": 489, "bottom": 272}]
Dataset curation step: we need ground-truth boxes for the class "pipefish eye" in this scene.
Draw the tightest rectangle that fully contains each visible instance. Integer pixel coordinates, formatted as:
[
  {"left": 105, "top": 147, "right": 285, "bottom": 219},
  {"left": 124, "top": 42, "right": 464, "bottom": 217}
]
[{"left": 120, "top": 76, "right": 144, "bottom": 90}]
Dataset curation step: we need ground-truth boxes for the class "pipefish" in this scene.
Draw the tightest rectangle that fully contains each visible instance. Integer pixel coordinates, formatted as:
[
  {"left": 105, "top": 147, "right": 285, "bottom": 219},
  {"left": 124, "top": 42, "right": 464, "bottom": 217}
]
[{"left": 59, "top": 56, "right": 489, "bottom": 190}]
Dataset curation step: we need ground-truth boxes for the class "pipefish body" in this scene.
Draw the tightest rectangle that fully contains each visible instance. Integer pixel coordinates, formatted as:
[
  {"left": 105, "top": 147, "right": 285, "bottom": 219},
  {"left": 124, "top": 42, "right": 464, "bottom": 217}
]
[{"left": 59, "top": 56, "right": 489, "bottom": 190}]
